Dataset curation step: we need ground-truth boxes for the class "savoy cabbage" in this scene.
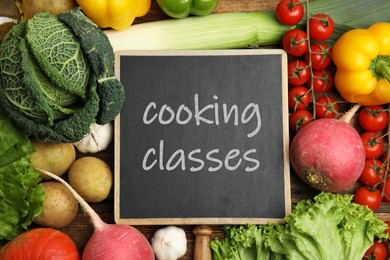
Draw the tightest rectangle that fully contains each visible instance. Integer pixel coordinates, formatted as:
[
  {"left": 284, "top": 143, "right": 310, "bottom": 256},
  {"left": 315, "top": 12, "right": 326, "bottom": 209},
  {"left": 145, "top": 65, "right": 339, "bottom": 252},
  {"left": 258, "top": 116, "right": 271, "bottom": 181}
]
[
  {"left": 0, "top": 9, "right": 124, "bottom": 142},
  {"left": 26, "top": 12, "right": 90, "bottom": 99},
  {"left": 58, "top": 8, "right": 125, "bottom": 125}
]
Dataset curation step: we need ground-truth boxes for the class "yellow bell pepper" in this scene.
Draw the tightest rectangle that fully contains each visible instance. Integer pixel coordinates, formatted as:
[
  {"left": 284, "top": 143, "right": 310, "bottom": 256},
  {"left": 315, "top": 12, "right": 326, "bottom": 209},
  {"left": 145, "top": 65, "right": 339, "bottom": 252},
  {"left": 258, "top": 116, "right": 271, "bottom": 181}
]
[
  {"left": 76, "top": 0, "right": 151, "bottom": 30},
  {"left": 332, "top": 22, "right": 390, "bottom": 106}
]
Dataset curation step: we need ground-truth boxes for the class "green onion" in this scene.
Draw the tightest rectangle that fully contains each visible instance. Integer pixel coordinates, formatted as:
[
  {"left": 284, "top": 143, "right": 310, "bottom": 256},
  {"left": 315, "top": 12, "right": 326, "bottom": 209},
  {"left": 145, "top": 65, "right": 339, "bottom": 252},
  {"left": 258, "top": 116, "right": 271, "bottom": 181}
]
[{"left": 105, "top": 11, "right": 294, "bottom": 52}]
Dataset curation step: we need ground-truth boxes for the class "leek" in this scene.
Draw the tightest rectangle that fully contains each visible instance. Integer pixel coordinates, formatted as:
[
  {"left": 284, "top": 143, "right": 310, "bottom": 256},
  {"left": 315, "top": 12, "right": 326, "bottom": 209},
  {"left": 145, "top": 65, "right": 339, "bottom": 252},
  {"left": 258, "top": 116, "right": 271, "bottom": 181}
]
[
  {"left": 306, "top": 0, "right": 390, "bottom": 43},
  {"left": 105, "top": 11, "right": 293, "bottom": 52},
  {"left": 105, "top": 0, "right": 390, "bottom": 52}
]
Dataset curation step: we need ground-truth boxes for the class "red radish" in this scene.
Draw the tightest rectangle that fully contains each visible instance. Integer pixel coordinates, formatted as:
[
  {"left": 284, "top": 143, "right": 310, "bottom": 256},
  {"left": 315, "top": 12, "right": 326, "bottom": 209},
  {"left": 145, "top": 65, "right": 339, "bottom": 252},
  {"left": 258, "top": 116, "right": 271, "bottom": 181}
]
[
  {"left": 38, "top": 169, "right": 155, "bottom": 260},
  {"left": 290, "top": 104, "right": 365, "bottom": 192},
  {"left": 0, "top": 227, "right": 80, "bottom": 260}
]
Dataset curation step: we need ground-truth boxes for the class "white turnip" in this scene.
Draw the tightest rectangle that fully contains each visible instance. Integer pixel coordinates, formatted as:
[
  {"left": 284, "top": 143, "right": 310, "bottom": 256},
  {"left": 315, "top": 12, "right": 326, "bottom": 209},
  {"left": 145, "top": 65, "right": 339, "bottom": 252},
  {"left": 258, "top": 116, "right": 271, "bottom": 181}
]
[
  {"left": 290, "top": 104, "right": 365, "bottom": 192},
  {"left": 38, "top": 169, "right": 155, "bottom": 260}
]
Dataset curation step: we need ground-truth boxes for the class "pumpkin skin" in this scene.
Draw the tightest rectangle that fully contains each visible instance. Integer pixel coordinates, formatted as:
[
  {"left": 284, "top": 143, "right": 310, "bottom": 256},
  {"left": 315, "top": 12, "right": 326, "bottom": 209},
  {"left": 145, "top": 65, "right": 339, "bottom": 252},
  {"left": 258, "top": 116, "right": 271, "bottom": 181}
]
[{"left": 0, "top": 228, "right": 80, "bottom": 260}]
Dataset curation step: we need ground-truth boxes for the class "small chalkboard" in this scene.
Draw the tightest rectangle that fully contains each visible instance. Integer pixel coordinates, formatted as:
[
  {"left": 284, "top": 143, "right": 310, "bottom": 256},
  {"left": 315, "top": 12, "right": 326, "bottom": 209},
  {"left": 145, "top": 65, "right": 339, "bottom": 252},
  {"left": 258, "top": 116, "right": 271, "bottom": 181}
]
[{"left": 114, "top": 49, "right": 291, "bottom": 225}]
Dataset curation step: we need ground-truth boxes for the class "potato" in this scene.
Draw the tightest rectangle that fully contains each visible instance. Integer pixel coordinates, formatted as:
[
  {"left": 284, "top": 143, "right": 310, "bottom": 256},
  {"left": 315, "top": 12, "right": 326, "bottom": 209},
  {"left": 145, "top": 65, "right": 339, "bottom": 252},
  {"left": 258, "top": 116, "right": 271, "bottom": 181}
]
[
  {"left": 30, "top": 141, "right": 76, "bottom": 180},
  {"left": 34, "top": 182, "right": 78, "bottom": 229},
  {"left": 68, "top": 156, "right": 113, "bottom": 203},
  {"left": 21, "top": 0, "right": 78, "bottom": 20}
]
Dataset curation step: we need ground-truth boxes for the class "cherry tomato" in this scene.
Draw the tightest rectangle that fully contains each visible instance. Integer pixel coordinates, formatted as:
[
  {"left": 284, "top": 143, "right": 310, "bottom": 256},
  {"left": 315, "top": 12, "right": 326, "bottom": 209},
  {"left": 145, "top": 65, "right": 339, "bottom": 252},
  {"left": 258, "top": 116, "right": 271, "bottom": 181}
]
[
  {"left": 354, "top": 186, "right": 382, "bottom": 211},
  {"left": 380, "top": 177, "right": 390, "bottom": 203},
  {"left": 288, "top": 86, "right": 311, "bottom": 111},
  {"left": 305, "top": 43, "right": 332, "bottom": 70},
  {"left": 364, "top": 240, "right": 388, "bottom": 260},
  {"left": 359, "top": 159, "right": 384, "bottom": 187},
  {"left": 288, "top": 59, "right": 310, "bottom": 86},
  {"left": 315, "top": 96, "right": 338, "bottom": 119},
  {"left": 276, "top": 0, "right": 304, "bottom": 26},
  {"left": 282, "top": 29, "right": 308, "bottom": 57},
  {"left": 310, "top": 69, "right": 333, "bottom": 93},
  {"left": 360, "top": 132, "right": 385, "bottom": 159},
  {"left": 289, "top": 109, "right": 313, "bottom": 132},
  {"left": 359, "top": 105, "right": 389, "bottom": 132},
  {"left": 309, "top": 13, "right": 335, "bottom": 41}
]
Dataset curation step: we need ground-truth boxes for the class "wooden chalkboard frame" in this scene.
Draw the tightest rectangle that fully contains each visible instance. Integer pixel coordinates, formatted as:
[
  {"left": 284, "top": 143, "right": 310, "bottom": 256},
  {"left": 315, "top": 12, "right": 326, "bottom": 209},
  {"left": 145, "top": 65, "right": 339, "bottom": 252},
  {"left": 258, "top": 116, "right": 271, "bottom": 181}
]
[{"left": 114, "top": 49, "right": 291, "bottom": 225}]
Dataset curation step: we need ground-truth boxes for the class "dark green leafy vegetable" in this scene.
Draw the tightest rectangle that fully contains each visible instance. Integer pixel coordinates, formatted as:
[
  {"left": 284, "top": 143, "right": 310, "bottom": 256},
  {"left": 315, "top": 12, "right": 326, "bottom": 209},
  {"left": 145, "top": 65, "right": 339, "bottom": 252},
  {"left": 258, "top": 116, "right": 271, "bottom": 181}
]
[
  {"left": 210, "top": 192, "right": 388, "bottom": 260},
  {"left": 0, "top": 107, "right": 44, "bottom": 246},
  {"left": 0, "top": 22, "right": 50, "bottom": 124},
  {"left": 0, "top": 9, "right": 124, "bottom": 142},
  {"left": 21, "top": 37, "right": 78, "bottom": 122},
  {"left": 26, "top": 12, "right": 90, "bottom": 99},
  {"left": 58, "top": 8, "right": 125, "bottom": 125}
]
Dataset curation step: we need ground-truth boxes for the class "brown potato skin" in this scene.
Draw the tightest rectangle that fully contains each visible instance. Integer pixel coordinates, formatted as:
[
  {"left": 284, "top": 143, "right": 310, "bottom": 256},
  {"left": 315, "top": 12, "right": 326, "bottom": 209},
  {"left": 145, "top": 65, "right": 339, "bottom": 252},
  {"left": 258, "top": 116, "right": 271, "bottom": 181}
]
[
  {"left": 30, "top": 141, "right": 76, "bottom": 180},
  {"left": 68, "top": 156, "right": 113, "bottom": 203},
  {"left": 34, "top": 182, "right": 78, "bottom": 229},
  {"left": 21, "top": 0, "right": 78, "bottom": 20}
]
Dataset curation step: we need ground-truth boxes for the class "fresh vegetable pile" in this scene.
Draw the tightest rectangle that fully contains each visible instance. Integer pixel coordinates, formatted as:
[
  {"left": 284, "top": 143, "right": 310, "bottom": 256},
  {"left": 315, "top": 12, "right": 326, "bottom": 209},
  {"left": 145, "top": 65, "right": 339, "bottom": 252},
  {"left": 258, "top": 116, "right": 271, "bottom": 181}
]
[
  {"left": 209, "top": 192, "right": 388, "bottom": 260},
  {"left": 278, "top": 0, "right": 390, "bottom": 258},
  {"left": 0, "top": 8, "right": 125, "bottom": 143},
  {"left": 278, "top": 0, "right": 390, "bottom": 200},
  {"left": 1, "top": 0, "right": 390, "bottom": 259},
  {"left": 0, "top": 107, "right": 44, "bottom": 245}
]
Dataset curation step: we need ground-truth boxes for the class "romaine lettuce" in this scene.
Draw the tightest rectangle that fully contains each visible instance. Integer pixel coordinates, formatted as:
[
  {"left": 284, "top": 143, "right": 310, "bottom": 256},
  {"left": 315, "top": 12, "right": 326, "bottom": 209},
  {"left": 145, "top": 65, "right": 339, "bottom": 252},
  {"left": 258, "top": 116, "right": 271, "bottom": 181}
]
[{"left": 0, "top": 107, "right": 44, "bottom": 246}]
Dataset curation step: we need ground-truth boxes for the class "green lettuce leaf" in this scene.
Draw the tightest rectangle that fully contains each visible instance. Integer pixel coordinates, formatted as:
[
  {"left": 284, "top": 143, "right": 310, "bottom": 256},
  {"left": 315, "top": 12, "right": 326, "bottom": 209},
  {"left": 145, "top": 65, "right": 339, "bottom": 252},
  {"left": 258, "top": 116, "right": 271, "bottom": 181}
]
[
  {"left": 0, "top": 108, "right": 44, "bottom": 245},
  {"left": 210, "top": 192, "right": 388, "bottom": 260}
]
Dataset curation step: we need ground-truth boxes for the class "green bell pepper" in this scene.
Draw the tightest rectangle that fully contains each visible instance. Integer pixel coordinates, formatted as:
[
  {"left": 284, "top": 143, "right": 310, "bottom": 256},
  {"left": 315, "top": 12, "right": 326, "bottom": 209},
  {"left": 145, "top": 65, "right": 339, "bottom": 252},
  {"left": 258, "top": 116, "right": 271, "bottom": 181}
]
[{"left": 156, "top": 0, "right": 219, "bottom": 19}]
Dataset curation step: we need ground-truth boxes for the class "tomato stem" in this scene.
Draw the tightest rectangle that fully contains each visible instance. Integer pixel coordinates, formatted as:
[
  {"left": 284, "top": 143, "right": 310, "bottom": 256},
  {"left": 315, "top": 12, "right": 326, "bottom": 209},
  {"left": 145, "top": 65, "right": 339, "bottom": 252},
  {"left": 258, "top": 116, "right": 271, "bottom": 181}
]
[
  {"left": 381, "top": 104, "right": 390, "bottom": 198},
  {"left": 304, "top": 0, "right": 317, "bottom": 120}
]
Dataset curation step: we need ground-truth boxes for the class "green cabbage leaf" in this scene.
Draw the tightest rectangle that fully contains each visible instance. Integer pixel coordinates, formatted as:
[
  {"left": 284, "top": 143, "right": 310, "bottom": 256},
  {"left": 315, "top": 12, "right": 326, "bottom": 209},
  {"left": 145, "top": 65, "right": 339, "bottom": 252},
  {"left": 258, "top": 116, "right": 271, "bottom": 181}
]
[{"left": 26, "top": 12, "right": 90, "bottom": 99}]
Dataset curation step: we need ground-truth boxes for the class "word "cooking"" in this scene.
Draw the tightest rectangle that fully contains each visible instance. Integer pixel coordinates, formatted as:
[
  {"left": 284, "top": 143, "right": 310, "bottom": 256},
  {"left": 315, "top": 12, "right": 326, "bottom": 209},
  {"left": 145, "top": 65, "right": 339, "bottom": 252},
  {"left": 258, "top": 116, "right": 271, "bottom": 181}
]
[{"left": 143, "top": 94, "right": 261, "bottom": 138}]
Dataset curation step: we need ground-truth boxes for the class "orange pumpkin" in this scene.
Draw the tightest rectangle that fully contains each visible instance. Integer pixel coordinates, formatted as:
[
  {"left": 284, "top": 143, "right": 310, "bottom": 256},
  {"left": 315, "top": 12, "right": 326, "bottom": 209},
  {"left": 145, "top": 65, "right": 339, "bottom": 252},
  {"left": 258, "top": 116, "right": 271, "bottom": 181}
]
[{"left": 0, "top": 228, "right": 80, "bottom": 260}]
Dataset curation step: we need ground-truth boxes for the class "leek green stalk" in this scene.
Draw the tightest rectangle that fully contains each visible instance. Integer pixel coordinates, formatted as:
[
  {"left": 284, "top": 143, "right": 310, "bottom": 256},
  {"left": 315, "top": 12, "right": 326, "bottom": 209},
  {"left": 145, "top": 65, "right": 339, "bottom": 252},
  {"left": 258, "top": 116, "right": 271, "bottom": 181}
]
[
  {"left": 105, "top": 11, "right": 294, "bottom": 52},
  {"left": 305, "top": 0, "right": 390, "bottom": 43},
  {"left": 105, "top": 0, "right": 390, "bottom": 52}
]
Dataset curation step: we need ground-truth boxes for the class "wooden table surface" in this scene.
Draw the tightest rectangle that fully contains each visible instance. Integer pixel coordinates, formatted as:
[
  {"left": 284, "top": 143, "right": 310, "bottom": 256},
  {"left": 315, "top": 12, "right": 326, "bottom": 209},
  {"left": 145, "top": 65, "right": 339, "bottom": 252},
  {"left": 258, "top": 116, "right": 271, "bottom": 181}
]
[{"left": 55, "top": 1, "right": 390, "bottom": 259}]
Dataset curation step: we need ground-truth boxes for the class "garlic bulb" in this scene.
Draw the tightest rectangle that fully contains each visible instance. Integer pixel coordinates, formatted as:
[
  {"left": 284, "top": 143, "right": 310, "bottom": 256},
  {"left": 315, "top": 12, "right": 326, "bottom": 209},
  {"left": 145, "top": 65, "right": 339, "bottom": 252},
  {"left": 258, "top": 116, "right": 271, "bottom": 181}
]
[
  {"left": 152, "top": 226, "right": 187, "bottom": 260},
  {"left": 73, "top": 122, "right": 113, "bottom": 153}
]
